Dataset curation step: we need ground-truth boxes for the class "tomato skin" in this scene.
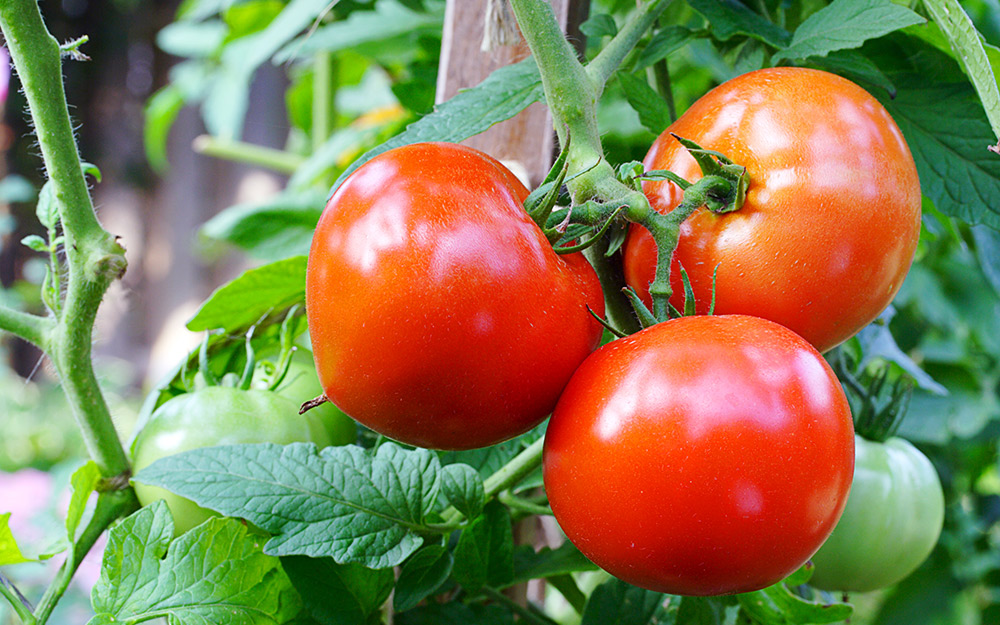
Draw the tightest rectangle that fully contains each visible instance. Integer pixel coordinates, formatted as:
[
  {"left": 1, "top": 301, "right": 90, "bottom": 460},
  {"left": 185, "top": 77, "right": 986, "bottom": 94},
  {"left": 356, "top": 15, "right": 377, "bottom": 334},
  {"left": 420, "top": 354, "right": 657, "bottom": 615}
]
[
  {"left": 306, "top": 142, "right": 604, "bottom": 450},
  {"left": 623, "top": 67, "right": 921, "bottom": 353},
  {"left": 809, "top": 435, "right": 944, "bottom": 592},
  {"left": 543, "top": 315, "right": 855, "bottom": 596},
  {"left": 132, "top": 387, "right": 328, "bottom": 534}
]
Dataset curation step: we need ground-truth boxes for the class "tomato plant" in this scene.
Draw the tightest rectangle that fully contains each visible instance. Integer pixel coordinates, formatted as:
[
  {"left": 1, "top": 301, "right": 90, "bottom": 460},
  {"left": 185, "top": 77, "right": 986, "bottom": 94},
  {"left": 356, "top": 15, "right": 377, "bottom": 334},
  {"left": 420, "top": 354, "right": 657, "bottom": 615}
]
[
  {"left": 543, "top": 314, "right": 855, "bottom": 596},
  {"left": 623, "top": 67, "right": 922, "bottom": 353},
  {"left": 808, "top": 432, "right": 945, "bottom": 593},
  {"left": 131, "top": 386, "right": 330, "bottom": 534},
  {"left": 306, "top": 141, "right": 604, "bottom": 450}
]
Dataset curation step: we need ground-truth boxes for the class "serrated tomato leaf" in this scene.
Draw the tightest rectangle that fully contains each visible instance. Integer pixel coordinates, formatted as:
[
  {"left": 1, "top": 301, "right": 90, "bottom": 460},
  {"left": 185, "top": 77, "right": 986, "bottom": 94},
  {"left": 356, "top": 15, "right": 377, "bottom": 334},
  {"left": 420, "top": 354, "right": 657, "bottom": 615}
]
[
  {"left": 133, "top": 442, "right": 442, "bottom": 569},
  {"left": 89, "top": 501, "right": 301, "bottom": 625},
  {"left": 450, "top": 501, "right": 514, "bottom": 593},
  {"left": 773, "top": 0, "right": 924, "bottom": 63}
]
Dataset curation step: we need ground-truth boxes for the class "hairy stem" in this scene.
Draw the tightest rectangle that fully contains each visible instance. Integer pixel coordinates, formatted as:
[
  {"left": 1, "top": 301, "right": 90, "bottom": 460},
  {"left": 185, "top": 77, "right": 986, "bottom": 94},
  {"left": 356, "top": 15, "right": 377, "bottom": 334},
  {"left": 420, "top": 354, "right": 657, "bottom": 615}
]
[{"left": 1, "top": 0, "right": 131, "bottom": 480}]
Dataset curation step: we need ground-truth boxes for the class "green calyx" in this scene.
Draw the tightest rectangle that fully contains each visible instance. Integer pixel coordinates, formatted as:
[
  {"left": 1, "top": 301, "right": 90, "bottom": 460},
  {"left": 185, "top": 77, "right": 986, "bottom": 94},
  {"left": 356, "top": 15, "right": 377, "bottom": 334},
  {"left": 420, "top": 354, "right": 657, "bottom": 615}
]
[{"left": 833, "top": 350, "right": 914, "bottom": 443}]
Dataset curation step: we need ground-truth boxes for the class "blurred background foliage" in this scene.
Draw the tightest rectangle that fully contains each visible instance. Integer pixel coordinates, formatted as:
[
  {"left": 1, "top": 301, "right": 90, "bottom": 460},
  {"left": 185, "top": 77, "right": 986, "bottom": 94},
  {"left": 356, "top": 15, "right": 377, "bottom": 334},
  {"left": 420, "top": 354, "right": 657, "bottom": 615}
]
[{"left": 2, "top": 0, "right": 1000, "bottom": 624}]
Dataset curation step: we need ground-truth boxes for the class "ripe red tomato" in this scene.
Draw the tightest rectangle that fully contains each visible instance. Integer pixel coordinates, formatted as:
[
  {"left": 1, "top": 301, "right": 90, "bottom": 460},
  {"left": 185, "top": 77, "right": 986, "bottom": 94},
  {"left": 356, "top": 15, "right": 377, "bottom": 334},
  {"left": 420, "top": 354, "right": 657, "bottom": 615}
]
[
  {"left": 306, "top": 142, "right": 604, "bottom": 450},
  {"left": 623, "top": 67, "right": 921, "bottom": 352},
  {"left": 543, "top": 315, "right": 855, "bottom": 596}
]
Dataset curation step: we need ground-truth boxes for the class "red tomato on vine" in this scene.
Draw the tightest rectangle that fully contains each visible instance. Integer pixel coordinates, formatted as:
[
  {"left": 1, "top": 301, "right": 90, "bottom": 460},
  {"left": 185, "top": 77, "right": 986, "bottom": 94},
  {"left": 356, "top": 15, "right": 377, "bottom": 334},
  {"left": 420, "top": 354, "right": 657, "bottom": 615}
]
[
  {"left": 544, "top": 314, "right": 855, "bottom": 596},
  {"left": 306, "top": 142, "right": 604, "bottom": 450},
  {"left": 624, "top": 67, "right": 922, "bottom": 352}
]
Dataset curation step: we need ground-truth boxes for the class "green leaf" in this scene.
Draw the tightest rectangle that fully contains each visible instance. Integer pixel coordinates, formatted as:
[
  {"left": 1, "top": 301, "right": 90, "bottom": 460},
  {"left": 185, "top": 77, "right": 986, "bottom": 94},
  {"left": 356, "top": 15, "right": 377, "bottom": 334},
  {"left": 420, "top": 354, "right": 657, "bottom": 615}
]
[
  {"left": 330, "top": 58, "right": 543, "bottom": 195},
  {"left": 0, "top": 513, "right": 32, "bottom": 566},
  {"left": 737, "top": 575, "right": 853, "bottom": 624},
  {"left": 874, "top": 74, "right": 1000, "bottom": 228},
  {"left": 451, "top": 501, "right": 514, "bottom": 593},
  {"left": 394, "top": 545, "right": 454, "bottom": 612},
  {"left": 772, "top": 0, "right": 925, "bottom": 63},
  {"left": 0, "top": 175, "right": 37, "bottom": 204},
  {"left": 923, "top": 0, "right": 1000, "bottom": 149},
  {"left": 686, "top": 0, "right": 790, "bottom": 49},
  {"left": 186, "top": 256, "right": 307, "bottom": 332},
  {"left": 396, "top": 603, "right": 514, "bottom": 625},
  {"left": 440, "top": 463, "right": 485, "bottom": 520},
  {"left": 66, "top": 462, "right": 101, "bottom": 541},
  {"left": 275, "top": 0, "right": 445, "bottom": 62},
  {"left": 224, "top": 0, "right": 285, "bottom": 39},
  {"left": 509, "top": 541, "right": 598, "bottom": 587},
  {"left": 89, "top": 501, "right": 301, "bottom": 625},
  {"left": 438, "top": 439, "right": 525, "bottom": 478},
  {"left": 676, "top": 596, "right": 739, "bottom": 625},
  {"left": 972, "top": 224, "right": 1000, "bottom": 297},
  {"left": 635, "top": 26, "right": 694, "bottom": 71},
  {"left": 807, "top": 49, "right": 897, "bottom": 97},
  {"left": 35, "top": 182, "right": 58, "bottom": 230},
  {"left": 133, "top": 442, "right": 442, "bottom": 569},
  {"left": 156, "top": 19, "right": 227, "bottom": 58},
  {"left": 199, "top": 189, "right": 326, "bottom": 261},
  {"left": 854, "top": 308, "right": 948, "bottom": 396},
  {"left": 580, "top": 578, "right": 667, "bottom": 625},
  {"left": 282, "top": 556, "right": 394, "bottom": 625},
  {"left": 580, "top": 14, "right": 619, "bottom": 39},
  {"left": 20, "top": 234, "right": 48, "bottom": 252},
  {"left": 618, "top": 72, "right": 672, "bottom": 135},
  {"left": 145, "top": 85, "right": 187, "bottom": 172}
]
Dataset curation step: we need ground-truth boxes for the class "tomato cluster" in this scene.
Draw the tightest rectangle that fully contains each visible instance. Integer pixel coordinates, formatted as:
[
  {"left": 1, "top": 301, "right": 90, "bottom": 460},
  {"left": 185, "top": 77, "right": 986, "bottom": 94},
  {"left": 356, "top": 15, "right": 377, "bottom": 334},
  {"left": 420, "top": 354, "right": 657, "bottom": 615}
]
[{"left": 297, "top": 68, "right": 928, "bottom": 595}]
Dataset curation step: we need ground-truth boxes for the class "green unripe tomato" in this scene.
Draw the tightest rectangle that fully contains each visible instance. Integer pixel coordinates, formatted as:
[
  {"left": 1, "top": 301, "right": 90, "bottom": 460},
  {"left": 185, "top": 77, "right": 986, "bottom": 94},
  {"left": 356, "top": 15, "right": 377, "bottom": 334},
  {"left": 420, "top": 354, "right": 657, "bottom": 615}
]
[
  {"left": 132, "top": 386, "right": 329, "bottom": 534},
  {"left": 268, "top": 349, "right": 356, "bottom": 446},
  {"left": 809, "top": 435, "right": 945, "bottom": 592}
]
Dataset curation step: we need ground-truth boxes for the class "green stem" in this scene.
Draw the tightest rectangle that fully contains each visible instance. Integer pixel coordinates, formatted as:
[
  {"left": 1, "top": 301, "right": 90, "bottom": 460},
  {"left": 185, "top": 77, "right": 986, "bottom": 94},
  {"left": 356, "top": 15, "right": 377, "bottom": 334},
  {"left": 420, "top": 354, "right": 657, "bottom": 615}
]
[
  {"left": 586, "top": 0, "right": 674, "bottom": 95},
  {"left": 438, "top": 437, "right": 546, "bottom": 527},
  {"left": 192, "top": 135, "right": 305, "bottom": 174},
  {"left": 0, "top": 573, "right": 36, "bottom": 625},
  {"left": 639, "top": 175, "right": 730, "bottom": 321},
  {"left": 33, "top": 490, "right": 139, "bottom": 624},
  {"left": 2, "top": 0, "right": 132, "bottom": 481},
  {"left": 312, "top": 51, "right": 336, "bottom": 151},
  {"left": 508, "top": 0, "right": 602, "bottom": 164},
  {"left": 583, "top": 240, "right": 641, "bottom": 335},
  {"left": 0, "top": 0, "right": 104, "bottom": 245},
  {"left": 497, "top": 491, "right": 552, "bottom": 517},
  {"left": 650, "top": 59, "right": 676, "bottom": 122},
  {"left": 0, "top": 305, "right": 53, "bottom": 350},
  {"left": 483, "top": 437, "right": 544, "bottom": 499}
]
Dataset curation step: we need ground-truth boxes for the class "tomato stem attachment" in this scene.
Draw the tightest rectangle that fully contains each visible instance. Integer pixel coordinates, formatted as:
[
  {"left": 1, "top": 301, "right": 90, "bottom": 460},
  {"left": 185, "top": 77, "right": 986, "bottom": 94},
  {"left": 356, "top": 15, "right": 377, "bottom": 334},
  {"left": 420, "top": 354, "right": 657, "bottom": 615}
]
[
  {"left": 833, "top": 351, "right": 914, "bottom": 443},
  {"left": 299, "top": 394, "right": 330, "bottom": 415}
]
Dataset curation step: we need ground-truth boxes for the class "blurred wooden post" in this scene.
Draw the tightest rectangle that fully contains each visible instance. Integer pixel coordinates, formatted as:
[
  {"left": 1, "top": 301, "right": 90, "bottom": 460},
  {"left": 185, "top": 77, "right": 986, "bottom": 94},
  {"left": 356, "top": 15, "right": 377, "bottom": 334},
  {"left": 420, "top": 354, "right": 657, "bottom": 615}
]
[{"left": 436, "top": 0, "right": 589, "bottom": 185}]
